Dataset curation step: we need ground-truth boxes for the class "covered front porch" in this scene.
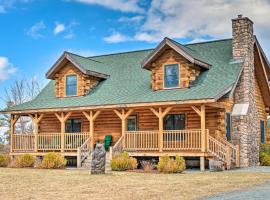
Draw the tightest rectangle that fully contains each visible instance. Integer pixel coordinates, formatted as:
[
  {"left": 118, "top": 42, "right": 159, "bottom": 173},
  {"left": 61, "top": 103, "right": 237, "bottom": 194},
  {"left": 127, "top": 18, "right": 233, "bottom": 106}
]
[{"left": 9, "top": 101, "right": 240, "bottom": 170}]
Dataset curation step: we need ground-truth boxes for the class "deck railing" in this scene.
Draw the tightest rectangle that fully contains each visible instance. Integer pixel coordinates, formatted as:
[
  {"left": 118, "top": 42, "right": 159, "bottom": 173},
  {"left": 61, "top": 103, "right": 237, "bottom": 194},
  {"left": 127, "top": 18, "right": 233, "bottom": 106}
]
[
  {"left": 12, "top": 132, "right": 90, "bottom": 152},
  {"left": 13, "top": 134, "right": 35, "bottom": 152},
  {"left": 64, "top": 132, "right": 89, "bottom": 150},
  {"left": 163, "top": 129, "right": 201, "bottom": 150},
  {"left": 124, "top": 129, "right": 202, "bottom": 151},
  {"left": 38, "top": 133, "right": 61, "bottom": 151},
  {"left": 124, "top": 131, "right": 159, "bottom": 151}
]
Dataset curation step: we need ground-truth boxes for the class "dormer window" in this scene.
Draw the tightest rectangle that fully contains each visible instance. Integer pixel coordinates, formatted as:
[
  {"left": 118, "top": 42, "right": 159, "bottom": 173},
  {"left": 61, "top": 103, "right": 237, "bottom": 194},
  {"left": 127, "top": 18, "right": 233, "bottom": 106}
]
[
  {"left": 66, "top": 74, "right": 77, "bottom": 96},
  {"left": 164, "top": 64, "right": 179, "bottom": 88}
]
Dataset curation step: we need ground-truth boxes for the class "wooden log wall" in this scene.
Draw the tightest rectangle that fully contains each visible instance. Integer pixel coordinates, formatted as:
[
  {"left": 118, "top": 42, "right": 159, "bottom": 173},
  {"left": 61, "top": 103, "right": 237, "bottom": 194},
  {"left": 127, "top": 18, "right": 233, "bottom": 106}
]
[
  {"left": 150, "top": 49, "right": 201, "bottom": 90},
  {"left": 54, "top": 61, "right": 99, "bottom": 98},
  {"left": 255, "top": 74, "right": 268, "bottom": 138}
]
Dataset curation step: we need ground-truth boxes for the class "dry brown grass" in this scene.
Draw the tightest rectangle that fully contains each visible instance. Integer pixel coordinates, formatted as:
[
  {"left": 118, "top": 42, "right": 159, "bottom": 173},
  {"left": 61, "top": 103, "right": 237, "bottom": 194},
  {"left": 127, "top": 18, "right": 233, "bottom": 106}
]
[{"left": 0, "top": 168, "right": 270, "bottom": 200}]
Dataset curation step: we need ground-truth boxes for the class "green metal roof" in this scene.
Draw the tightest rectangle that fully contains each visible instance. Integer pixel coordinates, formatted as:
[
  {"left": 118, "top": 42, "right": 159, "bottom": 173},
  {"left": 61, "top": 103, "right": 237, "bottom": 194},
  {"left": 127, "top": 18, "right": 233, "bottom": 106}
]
[{"left": 5, "top": 38, "right": 243, "bottom": 112}]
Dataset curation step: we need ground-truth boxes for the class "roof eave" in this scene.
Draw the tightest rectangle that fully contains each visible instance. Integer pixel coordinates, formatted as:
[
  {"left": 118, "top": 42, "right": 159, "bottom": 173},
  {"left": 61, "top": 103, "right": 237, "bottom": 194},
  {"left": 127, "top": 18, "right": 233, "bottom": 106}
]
[
  {"left": 46, "top": 52, "right": 109, "bottom": 79},
  {"left": 141, "top": 37, "right": 211, "bottom": 70}
]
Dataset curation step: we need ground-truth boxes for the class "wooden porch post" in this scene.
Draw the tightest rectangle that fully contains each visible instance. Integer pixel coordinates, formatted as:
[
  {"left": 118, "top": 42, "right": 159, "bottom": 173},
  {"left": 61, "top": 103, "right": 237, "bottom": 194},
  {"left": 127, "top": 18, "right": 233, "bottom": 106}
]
[
  {"left": 191, "top": 105, "right": 206, "bottom": 171},
  {"left": 201, "top": 104, "right": 206, "bottom": 152},
  {"left": 150, "top": 107, "right": 172, "bottom": 152},
  {"left": 29, "top": 114, "right": 44, "bottom": 152},
  {"left": 191, "top": 105, "right": 206, "bottom": 152},
  {"left": 114, "top": 109, "right": 134, "bottom": 148},
  {"left": 83, "top": 110, "right": 101, "bottom": 150},
  {"left": 10, "top": 114, "right": 19, "bottom": 153},
  {"left": 55, "top": 112, "right": 72, "bottom": 152}
]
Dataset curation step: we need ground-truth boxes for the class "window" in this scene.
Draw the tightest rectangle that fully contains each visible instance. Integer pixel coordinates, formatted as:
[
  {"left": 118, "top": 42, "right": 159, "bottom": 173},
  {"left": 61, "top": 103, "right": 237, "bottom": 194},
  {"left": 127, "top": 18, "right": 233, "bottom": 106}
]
[
  {"left": 226, "top": 113, "right": 231, "bottom": 141},
  {"left": 164, "top": 64, "right": 179, "bottom": 88},
  {"left": 127, "top": 116, "right": 137, "bottom": 131},
  {"left": 164, "top": 114, "right": 185, "bottom": 130},
  {"left": 65, "top": 119, "right": 82, "bottom": 133},
  {"left": 66, "top": 75, "right": 77, "bottom": 96},
  {"left": 261, "top": 120, "right": 265, "bottom": 143}
]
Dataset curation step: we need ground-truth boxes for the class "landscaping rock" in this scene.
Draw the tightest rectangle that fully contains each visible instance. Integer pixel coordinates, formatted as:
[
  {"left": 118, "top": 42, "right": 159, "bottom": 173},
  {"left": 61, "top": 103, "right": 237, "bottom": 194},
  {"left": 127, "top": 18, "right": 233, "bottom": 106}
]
[
  {"left": 90, "top": 143, "right": 106, "bottom": 174},
  {"left": 209, "top": 159, "right": 225, "bottom": 172}
]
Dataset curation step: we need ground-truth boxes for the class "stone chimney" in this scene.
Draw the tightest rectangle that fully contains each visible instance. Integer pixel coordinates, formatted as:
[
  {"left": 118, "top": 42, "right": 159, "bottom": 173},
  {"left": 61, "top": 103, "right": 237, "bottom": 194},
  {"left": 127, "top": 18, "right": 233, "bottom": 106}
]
[{"left": 231, "top": 15, "right": 259, "bottom": 167}]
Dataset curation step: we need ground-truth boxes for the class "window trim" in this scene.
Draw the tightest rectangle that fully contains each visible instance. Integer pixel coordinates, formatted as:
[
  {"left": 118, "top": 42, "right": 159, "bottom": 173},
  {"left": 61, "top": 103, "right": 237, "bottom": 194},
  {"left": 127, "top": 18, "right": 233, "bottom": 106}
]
[
  {"left": 65, "top": 74, "right": 78, "bottom": 97},
  {"left": 163, "top": 63, "right": 180, "bottom": 89},
  {"left": 126, "top": 115, "right": 138, "bottom": 131}
]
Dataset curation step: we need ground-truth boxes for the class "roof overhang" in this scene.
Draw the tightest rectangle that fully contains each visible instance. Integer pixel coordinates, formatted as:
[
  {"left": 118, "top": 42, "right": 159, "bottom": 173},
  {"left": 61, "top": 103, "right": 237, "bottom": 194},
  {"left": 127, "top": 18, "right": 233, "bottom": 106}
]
[
  {"left": 2, "top": 98, "right": 216, "bottom": 114},
  {"left": 255, "top": 36, "right": 270, "bottom": 80},
  {"left": 141, "top": 37, "right": 211, "bottom": 70},
  {"left": 46, "top": 52, "right": 109, "bottom": 79},
  {"left": 254, "top": 40, "right": 270, "bottom": 107}
]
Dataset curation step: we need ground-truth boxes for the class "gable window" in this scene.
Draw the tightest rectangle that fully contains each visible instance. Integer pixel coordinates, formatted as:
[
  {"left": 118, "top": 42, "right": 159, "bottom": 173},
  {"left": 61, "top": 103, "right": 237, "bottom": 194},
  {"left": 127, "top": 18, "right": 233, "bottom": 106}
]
[
  {"left": 127, "top": 116, "right": 137, "bottom": 131},
  {"left": 164, "top": 64, "right": 179, "bottom": 88},
  {"left": 164, "top": 114, "right": 185, "bottom": 130},
  {"left": 66, "top": 75, "right": 77, "bottom": 96},
  {"left": 65, "top": 119, "right": 82, "bottom": 133}
]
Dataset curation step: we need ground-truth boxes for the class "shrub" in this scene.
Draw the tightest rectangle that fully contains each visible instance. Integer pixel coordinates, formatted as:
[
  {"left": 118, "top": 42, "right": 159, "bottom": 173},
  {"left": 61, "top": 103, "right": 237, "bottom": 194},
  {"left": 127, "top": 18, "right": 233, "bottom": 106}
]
[
  {"left": 157, "top": 155, "right": 186, "bottom": 173},
  {"left": 42, "top": 152, "right": 67, "bottom": 169},
  {"left": 0, "top": 154, "right": 11, "bottom": 167},
  {"left": 141, "top": 160, "right": 155, "bottom": 172},
  {"left": 259, "top": 144, "right": 270, "bottom": 166},
  {"left": 110, "top": 152, "right": 137, "bottom": 171},
  {"left": 260, "top": 152, "right": 270, "bottom": 166},
  {"left": 15, "top": 154, "right": 35, "bottom": 168},
  {"left": 129, "top": 157, "right": 138, "bottom": 170},
  {"left": 260, "top": 143, "right": 270, "bottom": 155}
]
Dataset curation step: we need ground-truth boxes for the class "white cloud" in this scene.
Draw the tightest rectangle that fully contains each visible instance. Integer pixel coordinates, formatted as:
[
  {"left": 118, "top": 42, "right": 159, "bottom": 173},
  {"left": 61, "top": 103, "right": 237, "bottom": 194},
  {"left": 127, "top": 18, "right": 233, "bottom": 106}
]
[
  {"left": 63, "top": 32, "right": 74, "bottom": 39},
  {"left": 73, "top": 0, "right": 144, "bottom": 13},
  {"left": 54, "top": 22, "right": 65, "bottom": 35},
  {"left": 54, "top": 21, "right": 79, "bottom": 39},
  {"left": 0, "top": 57, "right": 17, "bottom": 81},
  {"left": 26, "top": 21, "right": 46, "bottom": 39},
  {"left": 0, "top": 0, "right": 32, "bottom": 14},
  {"left": 103, "top": 32, "right": 132, "bottom": 43},
  {"left": 134, "top": 0, "right": 270, "bottom": 44},
  {"left": 118, "top": 15, "right": 144, "bottom": 23},
  {"left": 104, "top": 0, "right": 270, "bottom": 57}
]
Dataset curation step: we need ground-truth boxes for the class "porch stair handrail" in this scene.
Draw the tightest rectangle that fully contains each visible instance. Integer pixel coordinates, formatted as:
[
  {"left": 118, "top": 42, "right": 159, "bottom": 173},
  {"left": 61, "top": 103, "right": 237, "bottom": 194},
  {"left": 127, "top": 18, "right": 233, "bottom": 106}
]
[
  {"left": 207, "top": 135, "right": 240, "bottom": 169},
  {"left": 77, "top": 137, "right": 91, "bottom": 168},
  {"left": 216, "top": 136, "right": 240, "bottom": 167},
  {"left": 110, "top": 135, "right": 124, "bottom": 160},
  {"left": 208, "top": 135, "right": 227, "bottom": 162}
]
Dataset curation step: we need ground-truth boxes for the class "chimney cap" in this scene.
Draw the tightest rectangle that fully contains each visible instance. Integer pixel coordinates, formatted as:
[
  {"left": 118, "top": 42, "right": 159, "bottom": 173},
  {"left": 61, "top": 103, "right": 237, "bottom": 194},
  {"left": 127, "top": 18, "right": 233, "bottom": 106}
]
[{"left": 238, "top": 14, "right": 243, "bottom": 18}]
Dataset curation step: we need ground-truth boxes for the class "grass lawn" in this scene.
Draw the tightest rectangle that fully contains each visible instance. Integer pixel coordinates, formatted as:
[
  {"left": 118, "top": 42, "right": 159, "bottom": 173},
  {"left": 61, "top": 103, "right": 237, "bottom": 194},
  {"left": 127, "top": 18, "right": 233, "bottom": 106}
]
[{"left": 0, "top": 168, "right": 270, "bottom": 200}]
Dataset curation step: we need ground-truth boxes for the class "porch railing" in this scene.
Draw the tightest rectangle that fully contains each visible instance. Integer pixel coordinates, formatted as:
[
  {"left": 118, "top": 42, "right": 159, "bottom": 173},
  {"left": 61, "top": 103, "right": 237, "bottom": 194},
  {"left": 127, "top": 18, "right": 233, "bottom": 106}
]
[
  {"left": 12, "top": 132, "right": 90, "bottom": 152},
  {"left": 124, "top": 131, "right": 159, "bottom": 151},
  {"left": 13, "top": 134, "right": 35, "bottom": 152},
  {"left": 163, "top": 129, "right": 201, "bottom": 150},
  {"left": 64, "top": 132, "right": 89, "bottom": 150},
  {"left": 124, "top": 129, "right": 202, "bottom": 151}
]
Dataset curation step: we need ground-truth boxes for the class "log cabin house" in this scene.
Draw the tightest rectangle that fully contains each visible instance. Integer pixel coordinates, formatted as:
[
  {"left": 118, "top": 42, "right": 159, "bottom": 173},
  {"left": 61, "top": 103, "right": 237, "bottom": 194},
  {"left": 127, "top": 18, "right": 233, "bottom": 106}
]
[{"left": 2, "top": 15, "right": 270, "bottom": 171}]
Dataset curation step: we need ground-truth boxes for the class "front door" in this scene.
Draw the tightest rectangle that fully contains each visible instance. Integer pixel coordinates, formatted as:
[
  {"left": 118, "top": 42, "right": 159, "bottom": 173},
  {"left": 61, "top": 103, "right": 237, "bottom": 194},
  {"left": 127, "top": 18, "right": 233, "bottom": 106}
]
[{"left": 260, "top": 120, "right": 265, "bottom": 143}]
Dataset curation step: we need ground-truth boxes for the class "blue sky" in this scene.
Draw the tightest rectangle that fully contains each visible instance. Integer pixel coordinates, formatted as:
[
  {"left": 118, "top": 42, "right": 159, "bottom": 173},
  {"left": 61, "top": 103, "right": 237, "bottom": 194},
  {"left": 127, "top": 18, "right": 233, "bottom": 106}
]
[{"left": 0, "top": 0, "right": 270, "bottom": 110}]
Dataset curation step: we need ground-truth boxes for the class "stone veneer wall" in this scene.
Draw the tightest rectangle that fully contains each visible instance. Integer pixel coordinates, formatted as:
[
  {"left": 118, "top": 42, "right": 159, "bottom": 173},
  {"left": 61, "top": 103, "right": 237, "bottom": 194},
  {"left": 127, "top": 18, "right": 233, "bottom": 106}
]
[{"left": 231, "top": 15, "right": 259, "bottom": 167}]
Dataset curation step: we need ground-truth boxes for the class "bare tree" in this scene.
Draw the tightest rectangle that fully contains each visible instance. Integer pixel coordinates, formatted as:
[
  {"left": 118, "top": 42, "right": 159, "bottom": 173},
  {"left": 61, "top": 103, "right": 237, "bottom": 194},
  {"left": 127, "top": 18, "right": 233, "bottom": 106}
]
[{"left": 0, "top": 77, "right": 41, "bottom": 144}]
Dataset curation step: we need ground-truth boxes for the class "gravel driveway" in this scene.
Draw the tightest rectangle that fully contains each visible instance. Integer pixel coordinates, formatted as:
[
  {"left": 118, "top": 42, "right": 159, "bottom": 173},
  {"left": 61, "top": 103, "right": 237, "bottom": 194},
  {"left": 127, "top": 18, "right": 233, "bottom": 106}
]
[{"left": 202, "top": 167, "right": 270, "bottom": 200}]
